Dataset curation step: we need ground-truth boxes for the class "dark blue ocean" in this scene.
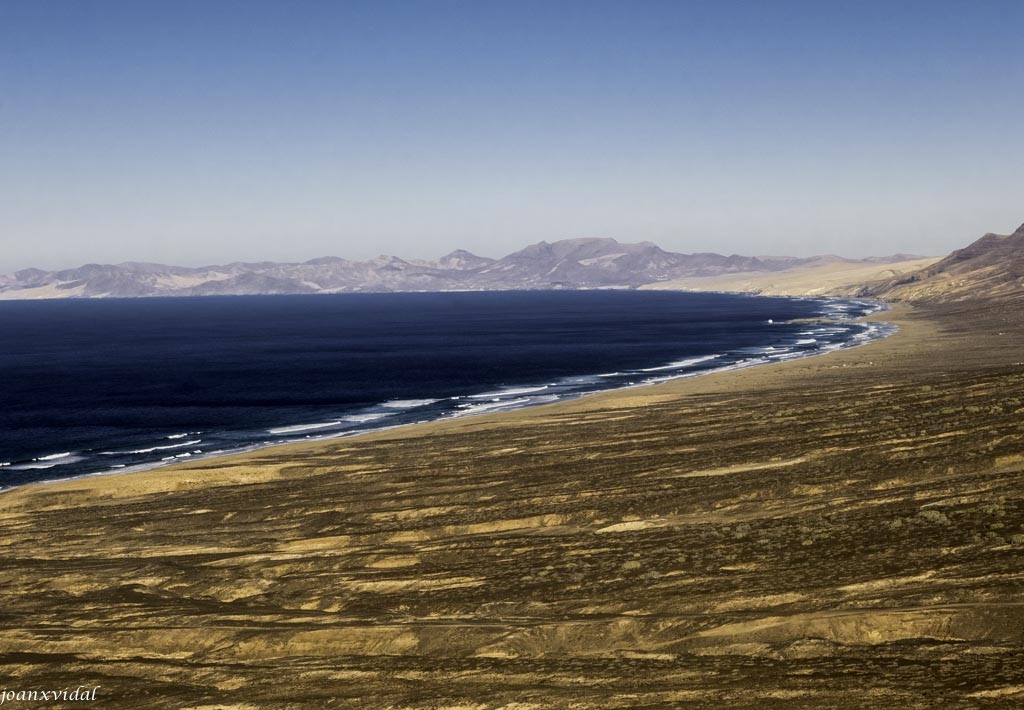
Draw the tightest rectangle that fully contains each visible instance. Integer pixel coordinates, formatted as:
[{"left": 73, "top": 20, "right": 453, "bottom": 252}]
[{"left": 0, "top": 291, "right": 890, "bottom": 489}]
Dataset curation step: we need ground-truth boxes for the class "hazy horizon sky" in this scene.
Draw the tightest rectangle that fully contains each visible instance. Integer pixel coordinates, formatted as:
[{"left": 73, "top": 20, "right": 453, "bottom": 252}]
[{"left": 2, "top": 0, "right": 1023, "bottom": 272}]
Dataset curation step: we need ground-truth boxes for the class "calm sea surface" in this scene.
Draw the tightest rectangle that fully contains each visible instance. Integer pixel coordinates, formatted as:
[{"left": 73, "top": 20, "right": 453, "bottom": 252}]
[{"left": 0, "top": 291, "right": 890, "bottom": 488}]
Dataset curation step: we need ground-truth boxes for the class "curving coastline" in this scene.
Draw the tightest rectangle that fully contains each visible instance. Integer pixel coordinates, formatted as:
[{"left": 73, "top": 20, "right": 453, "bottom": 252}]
[{"left": 0, "top": 295, "right": 893, "bottom": 494}]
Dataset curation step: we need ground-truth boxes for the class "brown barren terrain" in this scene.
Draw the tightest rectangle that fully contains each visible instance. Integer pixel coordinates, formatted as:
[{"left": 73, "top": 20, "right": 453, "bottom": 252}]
[{"left": 2, "top": 299, "right": 1024, "bottom": 708}]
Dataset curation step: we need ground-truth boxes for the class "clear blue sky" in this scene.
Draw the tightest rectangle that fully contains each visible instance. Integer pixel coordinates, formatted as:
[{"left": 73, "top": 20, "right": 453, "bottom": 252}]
[{"left": 2, "top": 0, "right": 1022, "bottom": 271}]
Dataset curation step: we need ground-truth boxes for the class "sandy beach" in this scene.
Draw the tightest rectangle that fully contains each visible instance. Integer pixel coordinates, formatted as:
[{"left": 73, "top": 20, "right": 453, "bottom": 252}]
[{"left": 2, "top": 299, "right": 1024, "bottom": 708}]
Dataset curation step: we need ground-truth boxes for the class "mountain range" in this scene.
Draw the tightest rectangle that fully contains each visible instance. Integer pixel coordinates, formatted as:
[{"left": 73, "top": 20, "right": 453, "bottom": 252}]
[{"left": 0, "top": 238, "right": 927, "bottom": 300}]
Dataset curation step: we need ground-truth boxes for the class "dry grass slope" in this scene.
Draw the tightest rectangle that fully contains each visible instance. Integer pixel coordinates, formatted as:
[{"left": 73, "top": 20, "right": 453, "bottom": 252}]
[{"left": 1, "top": 300, "right": 1024, "bottom": 707}]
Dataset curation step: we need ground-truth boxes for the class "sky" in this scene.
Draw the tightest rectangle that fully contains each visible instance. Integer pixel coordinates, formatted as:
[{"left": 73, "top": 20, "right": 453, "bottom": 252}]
[{"left": 1, "top": 0, "right": 1023, "bottom": 272}]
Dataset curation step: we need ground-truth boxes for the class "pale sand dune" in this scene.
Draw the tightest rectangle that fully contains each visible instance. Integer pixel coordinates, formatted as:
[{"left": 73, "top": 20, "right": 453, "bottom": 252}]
[
  {"left": 0, "top": 271, "right": 235, "bottom": 299},
  {"left": 0, "top": 281, "right": 90, "bottom": 299},
  {"left": 642, "top": 256, "right": 940, "bottom": 296}
]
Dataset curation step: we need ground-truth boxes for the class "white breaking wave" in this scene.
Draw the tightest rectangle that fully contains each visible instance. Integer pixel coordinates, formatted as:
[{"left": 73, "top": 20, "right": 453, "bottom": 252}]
[
  {"left": 454, "top": 396, "right": 533, "bottom": 416},
  {"left": 343, "top": 412, "right": 394, "bottom": 424},
  {"left": 161, "top": 452, "right": 193, "bottom": 461},
  {"left": 268, "top": 411, "right": 397, "bottom": 434},
  {"left": 557, "top": 375, "right": 602, "bottom": 386},
  {"left": 380, "top": 398, "right": 440, "bottom": 409},
  {"left": 640, "top": 354, "right": 720, "bottom": 372},
  {"left": 768, "top": 351, "right": 805, "bottom": 361},
  {"left": 267, "top": 421, "right": 343, "bottom": 435},
  {"left": 740, "top": 345, "right": 786, "bottom": 355},
  {"left": 795, "top": 338, "right": 817, "bottom": 345},
  {"left": 100, "top": 439, "right": 201, "bottom": 455},
  {"left": 12, "top": 453, "right": 85, "bottom": 470},
  {"left": 468, "top": 385, "right": 549, "bottom": 399},
  {"left": 34, "top": 451, "right": 73, "bottom": 461}
]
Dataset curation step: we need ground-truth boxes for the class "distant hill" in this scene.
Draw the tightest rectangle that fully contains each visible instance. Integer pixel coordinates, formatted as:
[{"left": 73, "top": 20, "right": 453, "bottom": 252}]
[
  {"left": 0, "top": 237, "right": 933, "bottom": 300},
  {"left": 858, "top": 223, "right": 1024, "bottom": 302}
]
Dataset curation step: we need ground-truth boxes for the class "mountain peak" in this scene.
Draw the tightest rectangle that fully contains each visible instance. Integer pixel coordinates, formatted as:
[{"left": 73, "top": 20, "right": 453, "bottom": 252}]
[
  {"left": 508, "top": 237, "right": 639, "bottom": 263},
  {"left": 305, "top": 256, "right": 346, "bottom": 266},
  {"left": 371, "top": 254, "right": 408, "bottom": 265},
  {"left": 435, "top": 249, "right": 494, "bottom": 270}
]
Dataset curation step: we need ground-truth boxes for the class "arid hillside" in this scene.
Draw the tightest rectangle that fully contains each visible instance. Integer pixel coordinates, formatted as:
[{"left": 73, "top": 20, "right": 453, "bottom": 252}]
[{"left": 860, "top": 223, "right": 1024, "bottom": 302}]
